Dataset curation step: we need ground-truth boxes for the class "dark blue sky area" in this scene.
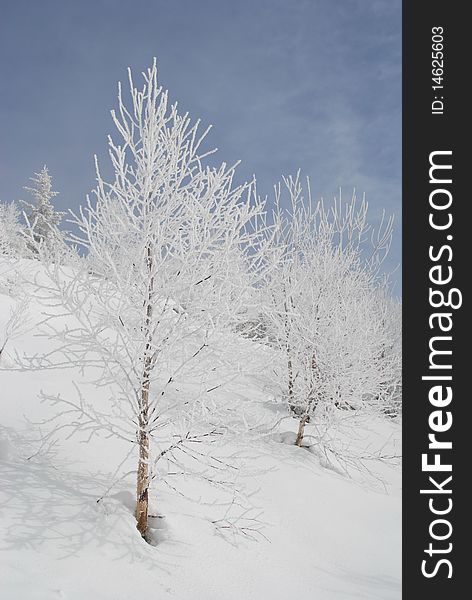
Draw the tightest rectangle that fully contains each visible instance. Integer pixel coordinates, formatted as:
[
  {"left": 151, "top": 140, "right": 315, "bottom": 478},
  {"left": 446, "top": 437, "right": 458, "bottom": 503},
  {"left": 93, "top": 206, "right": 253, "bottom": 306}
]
[{"left": 0, "top": 0, "right": 401, "bottom": 289}]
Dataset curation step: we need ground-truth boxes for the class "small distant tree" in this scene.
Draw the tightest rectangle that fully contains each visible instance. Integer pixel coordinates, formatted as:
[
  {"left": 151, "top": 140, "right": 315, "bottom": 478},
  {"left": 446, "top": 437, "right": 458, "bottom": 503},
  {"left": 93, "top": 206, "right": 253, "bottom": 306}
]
[
  {"left": 0, "top": 201, "right": 27, "bottom": 257},
  {"left": 262, "top": 173, "right": 397, "bottom": 447},
  {"left": 22, "top": 166, "right": 64, "bottom": 253},
  {"left": 25, "top": 60, "right": 268, "bottom": 540}
]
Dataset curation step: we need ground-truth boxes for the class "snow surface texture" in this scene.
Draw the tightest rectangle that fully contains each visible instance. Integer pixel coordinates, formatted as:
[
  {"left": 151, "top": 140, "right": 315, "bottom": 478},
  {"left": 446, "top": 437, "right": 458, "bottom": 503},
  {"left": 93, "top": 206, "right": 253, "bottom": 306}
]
[{"left": 0, "top": 260, "right": 401, "bottom": 599}]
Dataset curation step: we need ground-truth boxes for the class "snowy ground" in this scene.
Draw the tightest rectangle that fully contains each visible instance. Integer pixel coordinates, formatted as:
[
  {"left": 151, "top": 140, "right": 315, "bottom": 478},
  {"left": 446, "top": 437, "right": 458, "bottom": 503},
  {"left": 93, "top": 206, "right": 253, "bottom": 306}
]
[{"left": 0, "top": 260, "right": 401, "bottom": 599}]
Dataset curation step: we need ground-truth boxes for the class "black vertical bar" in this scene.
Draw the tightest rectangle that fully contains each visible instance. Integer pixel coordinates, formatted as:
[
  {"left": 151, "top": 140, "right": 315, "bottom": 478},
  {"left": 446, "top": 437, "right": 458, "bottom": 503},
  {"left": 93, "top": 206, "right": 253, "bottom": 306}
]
[{"left": 403, "top": 2, "right": 466, "bottom": 597}]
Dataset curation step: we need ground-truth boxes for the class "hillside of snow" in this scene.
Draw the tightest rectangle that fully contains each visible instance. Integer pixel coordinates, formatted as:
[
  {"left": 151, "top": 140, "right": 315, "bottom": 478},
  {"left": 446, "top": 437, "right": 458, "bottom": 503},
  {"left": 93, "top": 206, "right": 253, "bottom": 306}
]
[{"left": 0, "top": 259, "right": 401, "bottom": 600}]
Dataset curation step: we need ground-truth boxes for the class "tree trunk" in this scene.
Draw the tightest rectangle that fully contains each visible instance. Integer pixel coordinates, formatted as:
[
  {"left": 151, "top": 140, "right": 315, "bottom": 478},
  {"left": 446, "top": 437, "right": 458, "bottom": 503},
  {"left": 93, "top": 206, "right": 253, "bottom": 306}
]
[
  {"left": 287, "top": 355, "right": 296, "bottom": 413},
  {"left": 295, "top": 353, "right": 319, "bottom": 447},
  {"left": 136, "top": 417, "right": 150, "bottom": 537},
  {"left": 136, "top": 348, "right": 151, "bottom": 537},
  {"left": 136, "top": 243, "right": 154, "bottom": 539},
  {"left": 295, "top": 413, "right": 309, "bottom": 447},
  {"left": 284, "top": 294, "right": 296, "bottom": 415}
]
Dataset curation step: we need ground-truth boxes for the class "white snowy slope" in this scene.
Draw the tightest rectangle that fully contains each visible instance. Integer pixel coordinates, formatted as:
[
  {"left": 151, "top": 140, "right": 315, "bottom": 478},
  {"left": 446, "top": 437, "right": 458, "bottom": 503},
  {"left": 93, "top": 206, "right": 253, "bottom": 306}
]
[{"left": 0, "top": 260, "right": 401, "bottom": 600}]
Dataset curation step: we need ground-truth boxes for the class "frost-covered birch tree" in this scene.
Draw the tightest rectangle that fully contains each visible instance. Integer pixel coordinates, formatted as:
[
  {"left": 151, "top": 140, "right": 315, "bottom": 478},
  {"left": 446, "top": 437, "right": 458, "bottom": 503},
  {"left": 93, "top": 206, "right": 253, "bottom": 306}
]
[
  {"left": 262, "top": 173, "right": 397, "bottom": 447},
  {"left": 25, "top": 61, "right": 267, "bottom": 539}
]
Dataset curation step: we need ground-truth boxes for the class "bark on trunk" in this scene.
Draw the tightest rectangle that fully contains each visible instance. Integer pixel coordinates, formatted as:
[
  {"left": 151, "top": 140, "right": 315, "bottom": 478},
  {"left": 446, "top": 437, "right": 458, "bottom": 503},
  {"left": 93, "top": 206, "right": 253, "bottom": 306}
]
[
  {"left": 136, "top": 243, "right": 154, "bottom": 539},
  {"left": 136, "top": 421, "right": 150, "bottom": 537},
  {"left": 284, "top": 293, "right": 296, "bottom": 415},
  {"left": 295, "top": 413, "right": 309, "bottom": 447},
  {"left": 136, "top": 348, "right": 151, "bottom": 537},
  {"left": 287, "top": 355, "right": 296, "bottom": 413},
  {"left": 295, "top": 353, "right": 318, "bottom": 447}
]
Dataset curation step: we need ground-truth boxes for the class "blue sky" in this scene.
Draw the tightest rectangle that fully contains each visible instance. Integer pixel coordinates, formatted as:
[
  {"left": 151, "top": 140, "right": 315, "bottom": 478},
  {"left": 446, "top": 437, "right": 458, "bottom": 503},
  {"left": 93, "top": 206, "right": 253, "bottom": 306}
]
[{"left": 0, "top": 0, "right": 401, "bottom": 289}]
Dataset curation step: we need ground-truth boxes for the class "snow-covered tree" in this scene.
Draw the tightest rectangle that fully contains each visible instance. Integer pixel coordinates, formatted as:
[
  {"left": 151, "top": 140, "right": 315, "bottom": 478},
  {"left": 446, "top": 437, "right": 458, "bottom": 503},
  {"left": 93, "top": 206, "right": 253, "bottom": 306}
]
[
  {"left": 22, "top": 166, "right": 64, "bottom": 253},
  {"left": 24, "top": 60, "right": 268, "bottom": 539},
  {"left": 261, "top": 173, "right": 397, "bottom": 447},
  {"left": 0, "top": 201, "right": 27, "bottom": 257}
]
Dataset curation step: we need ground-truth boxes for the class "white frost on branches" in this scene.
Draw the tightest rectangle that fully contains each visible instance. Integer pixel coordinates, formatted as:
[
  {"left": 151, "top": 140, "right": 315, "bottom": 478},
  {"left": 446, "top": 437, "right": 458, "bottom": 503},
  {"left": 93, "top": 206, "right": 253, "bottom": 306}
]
[
  {"left": 21, "top": 60, "right": 269, "bottom": 539},
  {"left": 260, "top": 173, "right": 399, "bottom": 446}
]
